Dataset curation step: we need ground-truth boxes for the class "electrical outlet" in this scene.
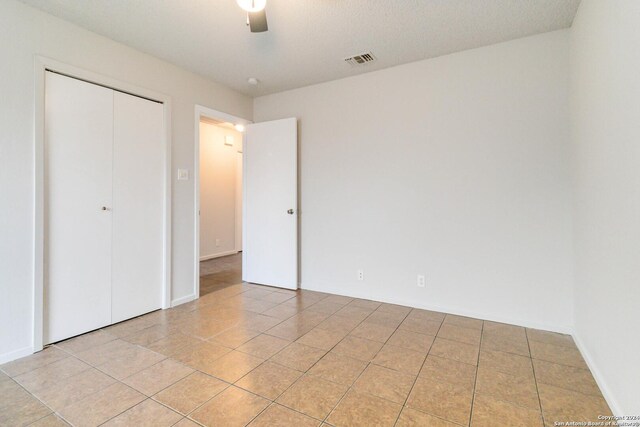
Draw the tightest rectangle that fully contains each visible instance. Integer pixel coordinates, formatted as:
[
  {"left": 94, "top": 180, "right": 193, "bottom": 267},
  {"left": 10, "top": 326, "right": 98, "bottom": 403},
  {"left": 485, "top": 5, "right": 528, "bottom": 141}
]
[
  {"left": 417, "top": 275, "right": 426, "bottom": 288},
  {"left": 357, "top": 269, "right": 364, "bottom": 281},
  {"left": 215, "top": 239, "right": 221, "bottom": 247}
]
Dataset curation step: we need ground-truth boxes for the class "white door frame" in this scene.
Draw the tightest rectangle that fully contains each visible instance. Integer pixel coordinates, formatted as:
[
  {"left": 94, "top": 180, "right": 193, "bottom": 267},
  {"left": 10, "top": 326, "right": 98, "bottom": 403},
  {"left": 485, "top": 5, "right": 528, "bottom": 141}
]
[
  {"left": 33, "top": 56, "right": 173, "bottom": 352},
  {"left": 193, "top": 105, "right": 251, "bottom": 299}
]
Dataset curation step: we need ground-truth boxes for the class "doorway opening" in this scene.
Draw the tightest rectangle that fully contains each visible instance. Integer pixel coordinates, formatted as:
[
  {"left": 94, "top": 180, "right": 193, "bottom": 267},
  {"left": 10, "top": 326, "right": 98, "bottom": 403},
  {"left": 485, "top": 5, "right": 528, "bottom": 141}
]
[
  {"left": 194, "top": 106, "right": 250, "bottom": 299},
  {"left": 194, "top": 107, "right": 298, "bottom": 300}
]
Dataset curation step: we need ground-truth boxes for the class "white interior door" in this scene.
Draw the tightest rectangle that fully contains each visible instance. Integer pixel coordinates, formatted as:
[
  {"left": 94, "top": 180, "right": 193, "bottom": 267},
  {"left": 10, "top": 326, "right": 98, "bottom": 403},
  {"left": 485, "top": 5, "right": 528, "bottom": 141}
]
[
  {"left": 45, "top": 72, "right": 113, "bottom": 344},
  {"left": 243, "top": 118, "right": 298, "bottom": 289},
  {"left": 235, "top": 151, "right": 243, "bottom": 252},
  {"left": 111, "top": 91, "right": 164, "bottom": 323}
]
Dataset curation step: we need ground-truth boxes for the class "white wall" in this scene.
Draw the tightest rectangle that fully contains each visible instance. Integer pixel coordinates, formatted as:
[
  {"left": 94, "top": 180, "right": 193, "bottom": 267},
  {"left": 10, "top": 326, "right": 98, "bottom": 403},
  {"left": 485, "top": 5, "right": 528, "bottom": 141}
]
[
  {"left": 254, "top": 30, "right": 574, "bottom": 332},
  {"left": 0, "top": 0, "right": 252, "bottom": 362},
  {"left": 570, "top": 0, "right": 640, "bottom": 415},
  {"left": 199, "top": 121, "right": 242, "bottom": 259}
]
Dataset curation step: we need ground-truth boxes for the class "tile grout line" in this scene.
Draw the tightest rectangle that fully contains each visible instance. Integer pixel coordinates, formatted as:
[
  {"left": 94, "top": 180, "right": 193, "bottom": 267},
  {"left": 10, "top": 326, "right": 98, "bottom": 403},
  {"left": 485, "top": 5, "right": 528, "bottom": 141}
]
[
  {"left": 181, "top": 379, "right": 233, "bottom": 423},
  {"left": 18, "top": 335, "right": 193, "bottom": 426},
  {"left": 157, "top": 291, "right": 336, "bottom": 426},
  {"left": 271, "top": 301, "right": 372, "bottom": 424},
  {"left": 6, "top": 348, "right": 127, "bottom": 427},
  {"left": 227, "top": 298, "right": 340, "bottom": 425},
  {"left": 204, "top": 304, "right": 456, "bottom": 425},
  {"left": 320, "top": 306, "right": 411, "bottom": 424},
  {"left": 1, "top": 344, "right": 69, "bottom": 378},
  {"left": 95, "top": 396, "right": 182, "bottom": 426},
  {"left": 24, "top": 413, "right": 54, "bottom": 426},
  {"left": 526, "top": 328, "right": 547, "bottom": 426},
  {"left": 473, "top": 328, "right": 549, "bottom": 414},
  {"left": 268, "top": 302, "right": 408, "bottom": 425},
  {"left": 392, "top": 311, "right": 447, "bottom": 427},
  {"left": 466, "top": 320, "right": 484, "bottom": 427}
]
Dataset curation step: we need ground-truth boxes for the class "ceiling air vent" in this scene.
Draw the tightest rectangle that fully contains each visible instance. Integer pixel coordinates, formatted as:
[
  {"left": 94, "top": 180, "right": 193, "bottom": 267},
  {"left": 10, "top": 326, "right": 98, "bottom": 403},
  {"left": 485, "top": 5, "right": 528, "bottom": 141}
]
[{"left": 344, "top": 52, "right": 376, "bottom": 67}]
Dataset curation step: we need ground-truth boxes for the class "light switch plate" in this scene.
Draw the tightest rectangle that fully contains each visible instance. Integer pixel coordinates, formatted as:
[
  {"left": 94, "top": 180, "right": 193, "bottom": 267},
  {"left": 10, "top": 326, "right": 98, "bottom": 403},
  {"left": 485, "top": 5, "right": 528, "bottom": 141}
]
[
  {"left": 177, "top": 169, "right": 189, "bottom": 181},
  {"left": 224, "top": 135, "right": 234, "bottom": 146}
]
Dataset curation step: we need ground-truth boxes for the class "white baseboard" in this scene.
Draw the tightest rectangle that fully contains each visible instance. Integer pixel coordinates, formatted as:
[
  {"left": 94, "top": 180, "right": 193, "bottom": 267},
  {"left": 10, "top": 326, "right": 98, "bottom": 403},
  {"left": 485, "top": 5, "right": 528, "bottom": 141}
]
[
  {"left": 171, "top": 293, "right": 196, "bottom": 307},
  {"left": 0, "top": 345, "right": 34, "bottom": 365},
  {"left": 572, "top": 333, "right": 622, "bottom": 416},
  {"left": 299, "top": 281, "right": 573, "bottom": 335},
  {"left": 200, "top": 250, "right": 238, "bottom": 261}
]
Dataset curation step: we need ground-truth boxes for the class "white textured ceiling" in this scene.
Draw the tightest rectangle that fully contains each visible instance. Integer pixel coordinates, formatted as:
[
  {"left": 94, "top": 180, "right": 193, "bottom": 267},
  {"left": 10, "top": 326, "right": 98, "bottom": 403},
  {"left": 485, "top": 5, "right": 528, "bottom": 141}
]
[{"left": 20, "top": 0, "right": 580, "bottom": 96}]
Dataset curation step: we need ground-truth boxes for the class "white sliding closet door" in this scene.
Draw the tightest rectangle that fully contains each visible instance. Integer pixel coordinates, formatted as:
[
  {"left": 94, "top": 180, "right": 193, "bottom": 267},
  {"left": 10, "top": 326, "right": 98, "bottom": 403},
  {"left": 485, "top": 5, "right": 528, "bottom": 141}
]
[
  {"left": 45, "top": 72, "right": 114, "bottom": 344},
  {"left": 111, "top": 92, "right": 164, "bottom": 323}
]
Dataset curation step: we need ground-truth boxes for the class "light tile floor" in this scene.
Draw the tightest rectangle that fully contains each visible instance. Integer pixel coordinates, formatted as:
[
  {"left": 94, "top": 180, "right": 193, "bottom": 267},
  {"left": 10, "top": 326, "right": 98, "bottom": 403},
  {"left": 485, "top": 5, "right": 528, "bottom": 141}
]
[{"left": 1, "top": 283, "right": 612, "bottom": 426}]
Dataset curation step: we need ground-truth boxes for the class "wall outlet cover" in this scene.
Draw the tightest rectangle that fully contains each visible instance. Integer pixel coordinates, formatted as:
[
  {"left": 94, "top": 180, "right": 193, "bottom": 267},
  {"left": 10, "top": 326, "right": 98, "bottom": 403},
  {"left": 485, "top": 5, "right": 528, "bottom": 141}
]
[
  {"left": 177, "top": 169, "right": 189, "bottom": 180},
  {"left": 417, "top": 275, "right": 426, "bottom": 288}
]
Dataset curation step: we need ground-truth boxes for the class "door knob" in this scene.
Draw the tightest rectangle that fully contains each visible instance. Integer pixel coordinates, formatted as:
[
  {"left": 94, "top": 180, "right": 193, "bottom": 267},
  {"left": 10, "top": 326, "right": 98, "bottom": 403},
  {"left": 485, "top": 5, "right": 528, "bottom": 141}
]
[
  {"left": 287, "top": 209, "right": 294, "bottom": 215},
  {"left": 101, "top": 206, "right": 110, "bottom": 211}
]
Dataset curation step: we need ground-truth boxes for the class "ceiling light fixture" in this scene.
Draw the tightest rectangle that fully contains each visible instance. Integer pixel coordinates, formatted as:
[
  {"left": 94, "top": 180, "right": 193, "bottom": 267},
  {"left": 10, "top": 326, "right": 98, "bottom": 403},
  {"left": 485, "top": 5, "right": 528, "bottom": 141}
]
[
  {"left": 236, "top": 0, "right": 266, "bottom": 13},
  {"left": 247, "top": 77, "right": 259, "bottom": 85},
  {"left": 235, "top": 124, "right": 245, "bottom": 132}
]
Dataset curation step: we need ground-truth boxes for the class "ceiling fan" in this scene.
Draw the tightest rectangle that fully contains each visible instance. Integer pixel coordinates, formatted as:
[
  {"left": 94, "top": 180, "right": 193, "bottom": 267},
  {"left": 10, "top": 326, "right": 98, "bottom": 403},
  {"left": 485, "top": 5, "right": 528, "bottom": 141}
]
[{"left": 237, "top": 0, "right": 268, "bottom": 33}]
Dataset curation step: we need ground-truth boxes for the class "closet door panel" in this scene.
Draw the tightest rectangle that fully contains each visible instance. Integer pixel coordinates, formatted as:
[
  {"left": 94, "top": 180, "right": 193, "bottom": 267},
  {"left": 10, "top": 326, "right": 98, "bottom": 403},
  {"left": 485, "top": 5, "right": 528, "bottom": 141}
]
[
  {"left": 111, "top": 92, "right": 164, "bottom": 323},
  {"left": 45, "top": 72, "right": 114, "bottom": 344}
]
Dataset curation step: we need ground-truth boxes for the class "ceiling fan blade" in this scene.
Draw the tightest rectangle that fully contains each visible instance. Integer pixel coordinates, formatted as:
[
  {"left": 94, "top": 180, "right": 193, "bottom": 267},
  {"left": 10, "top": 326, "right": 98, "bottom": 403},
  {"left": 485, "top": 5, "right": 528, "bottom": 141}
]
[{"left": 248, "top": 9, "right": 268, "bottom": 32}]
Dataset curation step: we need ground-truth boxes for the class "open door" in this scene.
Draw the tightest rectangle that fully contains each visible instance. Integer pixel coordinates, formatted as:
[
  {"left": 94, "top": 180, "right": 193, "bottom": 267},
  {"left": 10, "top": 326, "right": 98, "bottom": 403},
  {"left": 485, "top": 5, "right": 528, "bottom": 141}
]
[{"left": 243, "top": 118, "right": 298, "bottom": 290}]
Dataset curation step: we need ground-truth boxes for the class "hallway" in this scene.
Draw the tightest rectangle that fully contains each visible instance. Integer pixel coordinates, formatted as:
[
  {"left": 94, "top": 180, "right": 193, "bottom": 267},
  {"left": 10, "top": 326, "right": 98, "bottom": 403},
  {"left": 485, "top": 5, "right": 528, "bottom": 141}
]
[{"left": 200, "top": 254, "right": 242, "bottom": 296}]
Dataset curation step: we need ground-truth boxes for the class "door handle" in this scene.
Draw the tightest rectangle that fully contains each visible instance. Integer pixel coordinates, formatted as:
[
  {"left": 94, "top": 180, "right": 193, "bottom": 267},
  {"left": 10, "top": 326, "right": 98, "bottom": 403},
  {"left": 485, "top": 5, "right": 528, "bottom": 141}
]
[
  {"left": 287, "top": 209, "right": 294, "bottom": 215},
  {"left": 101, "top": 206, "right": 111, "bottom": 211}
]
